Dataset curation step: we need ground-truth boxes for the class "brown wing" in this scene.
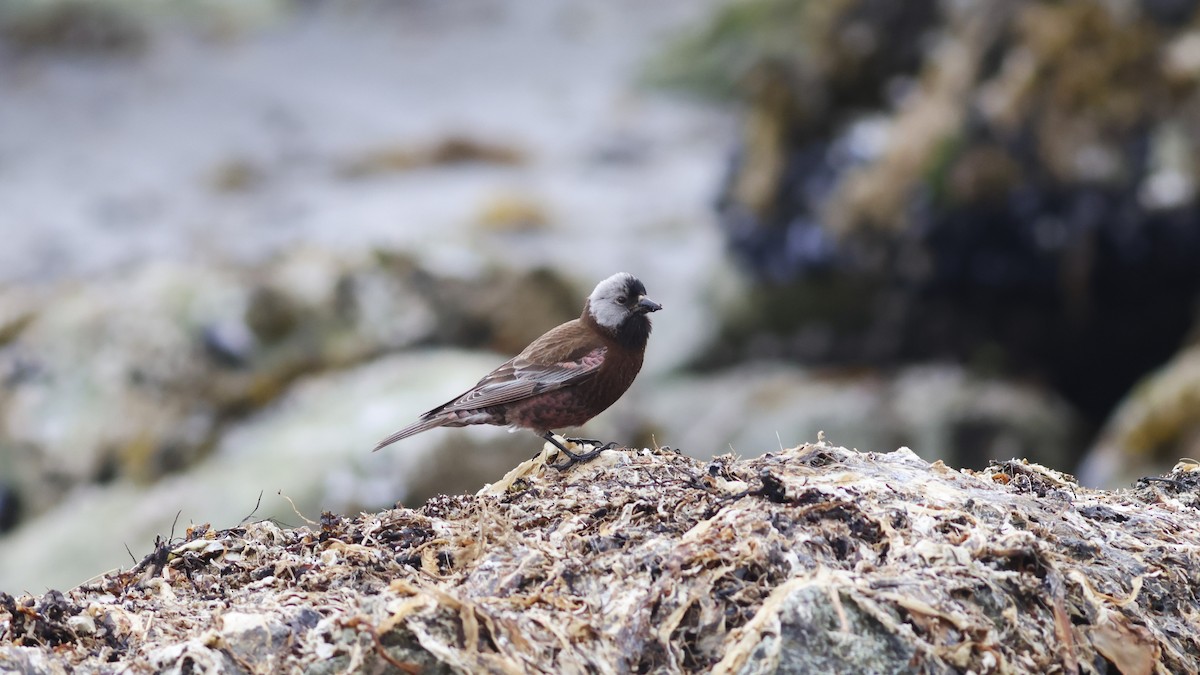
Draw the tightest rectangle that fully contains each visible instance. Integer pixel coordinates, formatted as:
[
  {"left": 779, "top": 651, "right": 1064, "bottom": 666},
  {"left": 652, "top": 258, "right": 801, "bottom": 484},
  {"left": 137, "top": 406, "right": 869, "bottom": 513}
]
[{"left": 427, "top": 320, "right": 607, "bottom": 415}]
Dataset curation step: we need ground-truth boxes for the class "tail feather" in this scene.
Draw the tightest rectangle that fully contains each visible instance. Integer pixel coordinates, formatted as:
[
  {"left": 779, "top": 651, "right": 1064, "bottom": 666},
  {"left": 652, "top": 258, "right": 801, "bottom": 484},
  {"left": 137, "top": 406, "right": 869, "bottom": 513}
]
[{"left": 373, "top": 415, "right": 449, "bottom": 452}]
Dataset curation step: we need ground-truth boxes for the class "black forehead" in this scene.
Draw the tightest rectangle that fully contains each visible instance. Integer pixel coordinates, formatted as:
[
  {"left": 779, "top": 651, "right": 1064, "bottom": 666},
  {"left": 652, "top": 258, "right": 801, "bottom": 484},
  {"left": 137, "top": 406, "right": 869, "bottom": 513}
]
[{"left": 623, "top": 277, "right": 646, "bottom": 297}]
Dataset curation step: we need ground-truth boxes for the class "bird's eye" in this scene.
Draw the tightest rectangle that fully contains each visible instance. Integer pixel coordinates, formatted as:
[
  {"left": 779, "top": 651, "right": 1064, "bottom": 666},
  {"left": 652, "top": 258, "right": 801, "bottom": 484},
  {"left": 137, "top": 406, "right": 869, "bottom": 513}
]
[{"left": 616, "top": 295, "right": 627, "bottom": 304}]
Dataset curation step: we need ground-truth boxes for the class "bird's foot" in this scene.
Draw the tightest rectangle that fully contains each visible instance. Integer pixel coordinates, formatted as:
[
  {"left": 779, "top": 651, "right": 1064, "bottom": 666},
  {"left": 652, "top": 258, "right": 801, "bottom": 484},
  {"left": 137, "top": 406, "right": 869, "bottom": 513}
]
[
  {"left": 541, "top": 433, "right": 617, "bottom": 471},
  {"left": 564, "top": 436, "right": 618, "bottom": 450},
  {"left": 548, "top": 446, "right": 608, "bottom": 471}
]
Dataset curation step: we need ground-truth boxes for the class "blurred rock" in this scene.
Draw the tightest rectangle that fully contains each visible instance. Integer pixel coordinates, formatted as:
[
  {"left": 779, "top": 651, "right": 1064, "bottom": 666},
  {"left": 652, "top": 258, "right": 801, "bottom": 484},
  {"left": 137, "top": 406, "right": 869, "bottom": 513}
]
[
  {"left": 0, "top": 0, "right": 147, "bottom": 56},
  {"left": 0, "top": 485, "right": 19, "bottom": 534},
  {"left": 1079, "top": 340, "right": 1200, "bottom": 487},
  {"left": 208, "top": 158, "right": 267, "bottom": 194},
  {"left": 0, "top": 0, "right": 288, "bottom": 57},
  {"left": 0, "top": 251, "right": 577, "bottom": 531},
  {"left": 646, "top": 0, "right": 937, "bottom": 103},
  {"left": 0, "top": 350, "right": 540, "bottom": 593},
  {"left": 659, "top": 0, "right": 1200, "bottom": 468},
  {"left": 643, "top": 362, "right": 1078, "bottom": 472},
  {"left": 473, "top": 191, "right": 552, "bottom": 233},
  {"left": 409, "top": 263, "right": 580, "bottom": 356},
  {"left": 338, "top": 136, "right": 528, "bottom": 179}
]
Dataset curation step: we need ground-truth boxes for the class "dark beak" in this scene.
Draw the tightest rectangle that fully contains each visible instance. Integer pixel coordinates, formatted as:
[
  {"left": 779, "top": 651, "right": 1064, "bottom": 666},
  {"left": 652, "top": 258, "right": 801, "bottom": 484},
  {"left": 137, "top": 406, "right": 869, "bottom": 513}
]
[{"left": 636, "top": 295, "right": 662, "bottom": 313}]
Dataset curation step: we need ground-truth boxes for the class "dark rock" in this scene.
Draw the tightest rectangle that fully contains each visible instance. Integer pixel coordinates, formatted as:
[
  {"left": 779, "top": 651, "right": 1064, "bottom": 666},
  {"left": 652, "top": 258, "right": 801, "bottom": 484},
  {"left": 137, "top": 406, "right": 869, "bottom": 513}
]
[
  {"left": 0, "top": 485, "right": 19, "bottom": 534},
  {"left": 661, "top": 0, "right": 1200, "bottom": 465}
]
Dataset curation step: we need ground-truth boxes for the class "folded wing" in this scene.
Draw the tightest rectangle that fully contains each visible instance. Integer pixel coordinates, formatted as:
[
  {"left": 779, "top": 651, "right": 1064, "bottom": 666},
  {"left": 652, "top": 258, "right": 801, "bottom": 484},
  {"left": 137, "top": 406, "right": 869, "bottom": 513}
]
[
  {"left": 433, "top": 346, "right": 606, "bottom": 414},
  {"left": 373, "top": 319, "right": 608, "bottom": 452}
]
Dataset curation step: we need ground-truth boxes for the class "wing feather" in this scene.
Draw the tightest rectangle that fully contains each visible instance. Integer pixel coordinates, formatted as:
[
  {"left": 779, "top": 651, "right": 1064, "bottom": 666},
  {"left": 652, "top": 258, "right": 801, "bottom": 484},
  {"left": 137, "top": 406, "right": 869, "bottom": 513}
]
[
  {"left": 423, "top": 319, "right": 607, "bottom": 416},
  {"left": 435, "top": 348, "right": 605, "bottom": 413}
]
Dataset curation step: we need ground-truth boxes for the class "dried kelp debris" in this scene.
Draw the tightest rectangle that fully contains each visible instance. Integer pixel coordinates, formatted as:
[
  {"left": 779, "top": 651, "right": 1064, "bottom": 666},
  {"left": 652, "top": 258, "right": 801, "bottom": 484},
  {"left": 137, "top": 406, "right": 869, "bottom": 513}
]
[{"left": 2, "top": 443, "right": 1199, "bottom": 673}]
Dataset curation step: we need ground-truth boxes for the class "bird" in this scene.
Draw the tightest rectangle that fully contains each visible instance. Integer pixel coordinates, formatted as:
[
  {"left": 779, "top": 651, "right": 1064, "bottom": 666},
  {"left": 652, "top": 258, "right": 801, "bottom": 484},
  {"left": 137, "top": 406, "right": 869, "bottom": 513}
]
[{"left": 373, "top": 272, "right": 662, "bottom": 469}]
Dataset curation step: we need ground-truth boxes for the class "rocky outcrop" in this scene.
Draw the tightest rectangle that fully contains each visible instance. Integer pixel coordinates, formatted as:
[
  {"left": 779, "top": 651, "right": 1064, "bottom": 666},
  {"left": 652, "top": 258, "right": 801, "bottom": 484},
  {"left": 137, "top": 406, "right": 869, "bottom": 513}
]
[
  {"left": 656, "top": 0, "right": 1200, "bottom": 460},
  {"left": 3, "top": 442, "right": 1196, "bottom": 673}
]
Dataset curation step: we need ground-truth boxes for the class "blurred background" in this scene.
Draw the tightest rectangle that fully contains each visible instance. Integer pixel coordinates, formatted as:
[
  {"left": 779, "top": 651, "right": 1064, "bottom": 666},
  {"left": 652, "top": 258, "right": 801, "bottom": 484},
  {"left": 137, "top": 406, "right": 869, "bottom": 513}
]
[{"left": 3, "top": 0, "right": 1200, "bottom": 592}]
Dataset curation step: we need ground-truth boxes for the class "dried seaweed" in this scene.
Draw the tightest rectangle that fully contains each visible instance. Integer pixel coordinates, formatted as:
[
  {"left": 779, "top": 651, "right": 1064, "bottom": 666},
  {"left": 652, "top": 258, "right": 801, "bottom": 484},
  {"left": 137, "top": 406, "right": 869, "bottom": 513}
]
[{"left": 2, "top": 443, "right": 1198, "bottom": 673}]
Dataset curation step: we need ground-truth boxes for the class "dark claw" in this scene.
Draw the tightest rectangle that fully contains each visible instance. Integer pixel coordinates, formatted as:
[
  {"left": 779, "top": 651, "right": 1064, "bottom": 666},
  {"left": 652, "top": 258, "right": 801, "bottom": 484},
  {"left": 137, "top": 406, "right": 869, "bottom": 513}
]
[
  {"left": 566, "top": 438, "right": 619, "bottom": 453},
  {"left": 549, "top": 447, "right": 606, "bottom": 471},
  {"left": 540, "top": 433, "right": 617, "bottom": 470}
]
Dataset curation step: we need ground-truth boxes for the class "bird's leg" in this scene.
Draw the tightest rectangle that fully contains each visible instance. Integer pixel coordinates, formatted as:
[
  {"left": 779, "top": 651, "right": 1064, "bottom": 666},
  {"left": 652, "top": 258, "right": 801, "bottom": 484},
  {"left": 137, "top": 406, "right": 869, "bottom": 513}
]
[{"left": 539, "top": 431, "right": 611, "bottom": 470}]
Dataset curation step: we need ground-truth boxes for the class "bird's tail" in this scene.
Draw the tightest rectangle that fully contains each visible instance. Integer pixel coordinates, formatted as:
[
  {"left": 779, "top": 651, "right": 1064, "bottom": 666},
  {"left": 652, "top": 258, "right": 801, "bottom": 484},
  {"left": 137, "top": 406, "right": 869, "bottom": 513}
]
[{"left": 373, "top": 415, "right": 448, "bottom": 452}]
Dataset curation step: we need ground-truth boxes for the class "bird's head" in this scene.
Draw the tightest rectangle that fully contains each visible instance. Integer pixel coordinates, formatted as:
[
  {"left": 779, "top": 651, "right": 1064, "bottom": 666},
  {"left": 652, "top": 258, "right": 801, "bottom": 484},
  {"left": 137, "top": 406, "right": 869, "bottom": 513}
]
[{"left": 586, "top": 272, "right": 662, "bottom": 333}]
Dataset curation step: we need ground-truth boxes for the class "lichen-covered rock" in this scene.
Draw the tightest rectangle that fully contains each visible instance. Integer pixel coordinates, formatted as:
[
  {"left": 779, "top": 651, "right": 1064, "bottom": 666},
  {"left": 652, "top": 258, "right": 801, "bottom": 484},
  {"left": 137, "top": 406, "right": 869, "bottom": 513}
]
[{"left": 3, "top": 443, "right": 1197, "bottom": 673}]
